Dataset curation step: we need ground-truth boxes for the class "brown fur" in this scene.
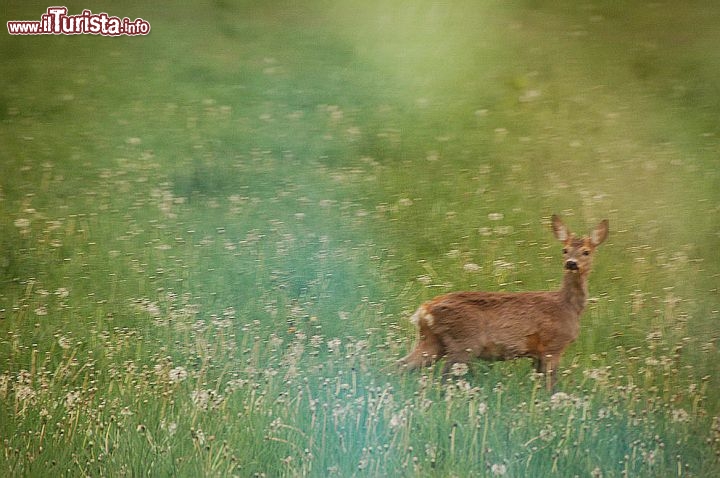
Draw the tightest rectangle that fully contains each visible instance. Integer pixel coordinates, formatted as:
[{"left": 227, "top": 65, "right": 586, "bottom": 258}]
[{"left": 398, "top": 215, "right": 608, "bottom": 389}]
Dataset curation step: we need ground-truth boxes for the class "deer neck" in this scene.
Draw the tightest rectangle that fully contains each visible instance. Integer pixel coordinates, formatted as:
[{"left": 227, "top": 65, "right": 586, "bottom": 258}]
[{"left": 560, "top": 270, "right": 589, "bottom": 315}]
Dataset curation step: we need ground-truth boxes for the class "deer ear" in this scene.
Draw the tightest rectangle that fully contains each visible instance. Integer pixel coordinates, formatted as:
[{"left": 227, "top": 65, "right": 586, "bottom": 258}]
[
  {"left": 551, "top": 215, "right": 569, "bottom": 242},
  {"left": 591, "top": 219, "right": 609, "bottom": 246}
]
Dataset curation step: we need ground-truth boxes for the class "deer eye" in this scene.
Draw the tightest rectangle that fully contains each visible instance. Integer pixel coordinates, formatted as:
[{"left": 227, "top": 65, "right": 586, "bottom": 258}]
[
  {"left": 562, "top": 248, "right": 568, "bottom": 254},
  {"left": 582, "top": 250, "right": 590, "bottom": 256}
]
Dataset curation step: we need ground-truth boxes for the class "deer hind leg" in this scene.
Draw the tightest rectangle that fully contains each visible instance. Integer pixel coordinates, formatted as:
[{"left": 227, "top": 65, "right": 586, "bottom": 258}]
[{"left": 397, "top": 324, "right": 444, "bottom": 371}]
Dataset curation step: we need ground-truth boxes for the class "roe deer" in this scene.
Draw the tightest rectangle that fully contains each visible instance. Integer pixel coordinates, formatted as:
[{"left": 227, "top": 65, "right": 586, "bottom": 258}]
[{"left": 398, "top": 215, "right": 608, "bottom": 389}]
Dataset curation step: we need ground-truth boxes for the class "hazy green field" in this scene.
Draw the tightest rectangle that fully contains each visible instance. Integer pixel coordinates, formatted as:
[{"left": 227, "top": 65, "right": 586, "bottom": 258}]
[{"left": 1, "top": 1, "right": 718, "bottom": 476}]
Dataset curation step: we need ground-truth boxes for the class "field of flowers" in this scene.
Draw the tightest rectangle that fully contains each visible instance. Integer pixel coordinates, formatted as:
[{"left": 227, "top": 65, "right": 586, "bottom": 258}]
[{"left": 1, "top": 1, "right": 718, "bottom": 476}]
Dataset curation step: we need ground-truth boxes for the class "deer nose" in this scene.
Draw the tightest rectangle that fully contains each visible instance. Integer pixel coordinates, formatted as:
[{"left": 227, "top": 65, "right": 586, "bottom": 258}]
[{"left": 565, "top": 260, "right": 579, "bottom": 271}]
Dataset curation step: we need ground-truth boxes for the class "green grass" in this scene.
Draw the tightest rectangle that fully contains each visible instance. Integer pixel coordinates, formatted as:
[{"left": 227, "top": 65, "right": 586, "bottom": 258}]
[{"left": 1, "top": 0, "right": 719, "bottom": 476}]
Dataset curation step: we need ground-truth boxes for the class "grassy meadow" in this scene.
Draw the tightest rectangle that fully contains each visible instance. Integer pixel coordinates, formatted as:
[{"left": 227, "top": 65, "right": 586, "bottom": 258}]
[{"left": 1, "top": 0, "right": 719, "bottom": 476}]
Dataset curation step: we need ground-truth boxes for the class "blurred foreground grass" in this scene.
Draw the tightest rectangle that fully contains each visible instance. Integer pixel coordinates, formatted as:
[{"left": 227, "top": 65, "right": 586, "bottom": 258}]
[{"left": 1, "top": 1, "right": 718, "bottom": 476}]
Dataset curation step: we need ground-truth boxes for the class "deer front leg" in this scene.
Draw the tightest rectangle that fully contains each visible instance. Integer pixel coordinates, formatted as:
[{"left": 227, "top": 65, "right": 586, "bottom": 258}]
[{"left": 535, "top": 353, "right": 562, "bottom": 391}]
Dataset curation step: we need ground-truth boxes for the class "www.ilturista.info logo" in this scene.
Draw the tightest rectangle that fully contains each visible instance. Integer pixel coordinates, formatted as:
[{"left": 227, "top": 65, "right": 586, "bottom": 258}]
[{"left": 7, "top": 6, "right": 150, "bottom": 36}]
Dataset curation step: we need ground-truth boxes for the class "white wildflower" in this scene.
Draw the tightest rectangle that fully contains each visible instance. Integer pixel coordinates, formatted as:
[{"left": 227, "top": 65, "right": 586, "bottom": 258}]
[
  {"left": 64, "top": 390, "right": 81, "bottom": 409},
  {"left": 646, "top": 331, "right": 662, "bottom": 342},
  {"left": 192, "top": 390, "right": 210, "bottom": 409},
  {"left": 0, "top": 373, "right": 9, "bottom": 397},
  {"left": 191, "top": 428, "right": 205, "bottom": 446},
  {"left": 671, "top": 408, "right": 690, "bottom": 423},
  {"left": 15, "top": 385, "right": 36, "bottom": 402},
  {"left": 14, "top": 218, "right": 30, "bottom": 229},
  {"left": 58, "top": 336, "right": 72, "bottom": 350},
  {"left": 450, "top": 362, "right": 469, "bottom": 377},
  {"left": 549, "top": 391, "right": 578, "bottom": 409},
  {"left": 161, "top": 420, "right": 177, "bottom": 436},
  {"left": 268, "top": 418, "right": 283, "bottom": 432},
  {"left": 327, "top": 338, "right": 341, "bottom": 353},
  {"left": 389, "top": 409, "right": 407, "bottom": 429},
  {"left": 494, "top": 225, "right": 514, "bottom": 235},
  {"left": 583, "top": 368, "right": 609, "bottom": 382},
  {"left": 168, "top": 366, "right": 188, "bottom": 384},
  {"left": 191, "top": 389, "right": 223, "bottom": 410},
  {"left": 539, "top": 425, "right": 556, "bottom": 442},
  {"left": 417, "top": 274, "right": 432, "bottom": 285}
]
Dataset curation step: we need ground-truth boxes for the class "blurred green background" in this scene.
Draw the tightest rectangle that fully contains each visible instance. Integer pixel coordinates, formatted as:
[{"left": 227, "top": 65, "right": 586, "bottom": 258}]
[{"left": 1, "top": 1, "right": 718, "bottom": 476}]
